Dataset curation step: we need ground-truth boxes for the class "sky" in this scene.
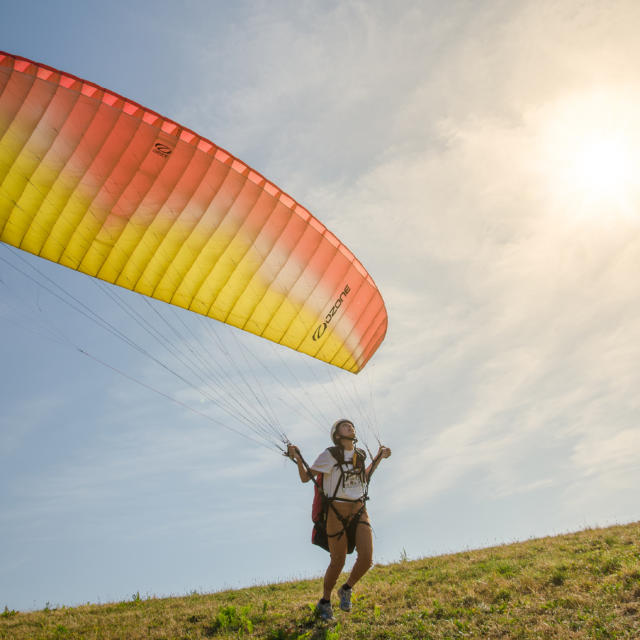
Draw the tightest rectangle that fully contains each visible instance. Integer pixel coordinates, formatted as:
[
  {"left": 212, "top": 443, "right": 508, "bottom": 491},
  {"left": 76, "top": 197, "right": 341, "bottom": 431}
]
[{"left": 2, "top": 0, "right": 640, "bottom": 612}]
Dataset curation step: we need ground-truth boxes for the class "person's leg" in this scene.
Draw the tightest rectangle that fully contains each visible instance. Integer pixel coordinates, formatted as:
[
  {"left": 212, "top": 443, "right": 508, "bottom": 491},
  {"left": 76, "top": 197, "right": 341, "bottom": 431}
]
[
  {"left": 323, "top": 506, "right": 348, "bottom": 600},
  {"left": 345, "top": 510, "right": 373, "bottom": 588}
]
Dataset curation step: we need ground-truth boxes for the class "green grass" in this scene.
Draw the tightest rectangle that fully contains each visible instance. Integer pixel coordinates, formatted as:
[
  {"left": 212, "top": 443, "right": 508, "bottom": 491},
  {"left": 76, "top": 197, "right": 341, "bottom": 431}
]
[{"left": 2, "top": 521, "right": 639, "bottom": 639}]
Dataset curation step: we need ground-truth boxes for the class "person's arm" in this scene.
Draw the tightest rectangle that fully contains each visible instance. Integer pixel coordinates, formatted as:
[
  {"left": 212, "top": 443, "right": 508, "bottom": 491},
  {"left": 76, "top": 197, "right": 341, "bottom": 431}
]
[
  {"left": 366, "top": 446, "right": 391, "bottom": 480},
  {"left": 287, "top": 444, "right": 317, "bottom": 483}
]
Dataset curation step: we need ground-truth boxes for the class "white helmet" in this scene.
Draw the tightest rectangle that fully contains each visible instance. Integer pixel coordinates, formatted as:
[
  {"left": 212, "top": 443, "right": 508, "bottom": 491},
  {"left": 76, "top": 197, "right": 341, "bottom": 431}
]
[{"left": 331, "top": 418, "right": 355, "bottom": 445}]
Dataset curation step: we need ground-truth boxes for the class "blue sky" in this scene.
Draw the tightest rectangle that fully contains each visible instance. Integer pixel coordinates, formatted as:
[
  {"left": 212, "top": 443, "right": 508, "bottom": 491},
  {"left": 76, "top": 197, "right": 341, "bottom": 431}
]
[{"left": 2, "top": 0, "right": 640, "bottom": 611}]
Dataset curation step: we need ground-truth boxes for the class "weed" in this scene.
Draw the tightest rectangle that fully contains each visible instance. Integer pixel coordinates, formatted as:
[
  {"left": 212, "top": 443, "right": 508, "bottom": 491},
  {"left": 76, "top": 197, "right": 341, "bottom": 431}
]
[
  {"left": 426, "top": 599, "right": 446, "bottom": 619},
  {"left": 325, "top": 623, "right": 341, "bottom": 640},
  {"left": 52, "top": 624, "right": 71, "bottom": 639},
  {"left": 492, "top": 588, "right": 511, "bottom": 604},
  {"left": 600, "top": 557, "right": 622, "bottom": 575},
  {"left": 206, "top": 604, "right": 254, "bottom": 636},
  {"left": 550, "top": 564, "right": 568, "bottom": 586},
  {"left": 496, "top": 562, "right": 517, "bottom": 577}
]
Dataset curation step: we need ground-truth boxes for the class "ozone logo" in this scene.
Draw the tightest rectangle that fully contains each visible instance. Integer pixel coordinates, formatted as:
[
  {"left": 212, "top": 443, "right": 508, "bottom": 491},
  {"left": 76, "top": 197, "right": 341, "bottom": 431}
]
[
  {"left": 313, "top": 323, "right": 327, "bottom": 341},
  {"left": 312, "top": 284, "right": 350, "bottom": 341},
  {"left": 152, "top": 142, "right": 173, "bottom": 158}
]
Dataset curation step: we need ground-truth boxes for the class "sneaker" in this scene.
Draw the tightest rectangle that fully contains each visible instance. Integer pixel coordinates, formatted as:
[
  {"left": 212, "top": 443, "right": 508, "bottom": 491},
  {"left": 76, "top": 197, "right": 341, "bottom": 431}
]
[
  {"left": 316, "top": 599, "right": 334, "bottom": 621},
  {"left": 337, "top": 585, "right": 352, "bottom": 612}
]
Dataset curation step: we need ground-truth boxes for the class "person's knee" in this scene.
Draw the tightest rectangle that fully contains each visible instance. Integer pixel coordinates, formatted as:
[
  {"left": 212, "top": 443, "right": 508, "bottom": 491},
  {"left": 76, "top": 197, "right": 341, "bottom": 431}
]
[
  {"left": 329, "top": 552, "right": 347, "bottom": 570},
  {"left": 357, "top": 549, "right": 373, "bottom": 569}
]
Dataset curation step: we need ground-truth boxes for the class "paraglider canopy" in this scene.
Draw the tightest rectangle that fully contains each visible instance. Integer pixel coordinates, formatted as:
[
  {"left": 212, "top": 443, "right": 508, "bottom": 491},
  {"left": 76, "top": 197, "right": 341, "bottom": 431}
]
[{"left": 0, "top": 51, "right": 387, "bottom": 373}]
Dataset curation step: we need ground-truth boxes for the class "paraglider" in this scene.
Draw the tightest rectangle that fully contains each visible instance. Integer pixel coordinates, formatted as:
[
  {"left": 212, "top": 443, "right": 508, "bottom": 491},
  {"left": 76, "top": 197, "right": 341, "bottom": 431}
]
[
  {"left": 1, "top": 51, "right": 392, "bottom": 621},
  {"left": 287, "top": 419, "right": 391, "bottom": 620}
]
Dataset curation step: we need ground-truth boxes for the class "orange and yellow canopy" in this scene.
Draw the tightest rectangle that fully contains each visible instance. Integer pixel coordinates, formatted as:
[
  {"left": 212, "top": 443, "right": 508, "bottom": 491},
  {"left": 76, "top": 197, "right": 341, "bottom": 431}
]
[{"left": 0, "top": 52, "right": 387, "bottom": 372}]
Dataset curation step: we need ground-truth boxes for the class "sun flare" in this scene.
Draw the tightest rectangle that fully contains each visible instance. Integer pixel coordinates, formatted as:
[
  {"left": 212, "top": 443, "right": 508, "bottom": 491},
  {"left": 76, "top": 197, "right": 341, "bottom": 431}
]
[
  {"left": 537, "top": 89, "right": 640, "bottom": 220},
  {"left": 569, "top": 135, "right": 634, "bottom": 201}
]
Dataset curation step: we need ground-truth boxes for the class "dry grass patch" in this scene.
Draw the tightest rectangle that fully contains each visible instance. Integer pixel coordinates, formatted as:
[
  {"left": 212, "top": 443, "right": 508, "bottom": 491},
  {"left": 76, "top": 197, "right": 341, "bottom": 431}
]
[{"left": 1, "top": 521, "right": 639, "bottom": 639}]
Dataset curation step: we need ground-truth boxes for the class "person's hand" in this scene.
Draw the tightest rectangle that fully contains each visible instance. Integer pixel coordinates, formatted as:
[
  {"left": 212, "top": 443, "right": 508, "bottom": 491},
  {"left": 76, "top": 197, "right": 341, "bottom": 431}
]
[
  {"left": 378, "top": 446, "right": 391, "bottom": 459},
  {"left": 287, "top": 444, "right": 300, "bottom": 462}
]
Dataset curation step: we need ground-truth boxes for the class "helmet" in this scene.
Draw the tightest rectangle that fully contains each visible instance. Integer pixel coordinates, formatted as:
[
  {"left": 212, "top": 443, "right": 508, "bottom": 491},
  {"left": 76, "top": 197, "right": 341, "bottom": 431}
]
[{"left": 331, "top": 419, "right": 355, "bottom": 445}]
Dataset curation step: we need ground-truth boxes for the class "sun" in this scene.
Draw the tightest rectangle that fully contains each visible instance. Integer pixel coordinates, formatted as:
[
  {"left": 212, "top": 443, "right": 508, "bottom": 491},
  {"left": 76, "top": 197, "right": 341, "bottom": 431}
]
[
  {"left": 568, "top": 134, "right": 634, "bottom": 201},
  {"left": 536, "top": 88, "right": 640, "bottom": 221}
]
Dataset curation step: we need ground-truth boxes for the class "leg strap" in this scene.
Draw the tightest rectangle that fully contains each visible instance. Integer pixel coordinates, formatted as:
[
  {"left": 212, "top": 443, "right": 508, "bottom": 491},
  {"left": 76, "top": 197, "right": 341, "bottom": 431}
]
[{"left": 327, "top": 503, "right": 368, "bottom": 540}]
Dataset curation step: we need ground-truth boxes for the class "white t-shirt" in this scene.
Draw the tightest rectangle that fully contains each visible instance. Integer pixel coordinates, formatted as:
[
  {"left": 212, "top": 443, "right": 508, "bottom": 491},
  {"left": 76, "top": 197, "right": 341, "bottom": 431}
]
[{"left": 311, "top": 447, "right": 366, "bottom": 501}]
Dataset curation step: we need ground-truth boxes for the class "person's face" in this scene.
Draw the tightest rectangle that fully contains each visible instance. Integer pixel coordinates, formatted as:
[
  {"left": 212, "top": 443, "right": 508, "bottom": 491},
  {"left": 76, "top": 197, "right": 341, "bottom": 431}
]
[{"left": 337, "top": 422, "right": 355, "bottom": 440}]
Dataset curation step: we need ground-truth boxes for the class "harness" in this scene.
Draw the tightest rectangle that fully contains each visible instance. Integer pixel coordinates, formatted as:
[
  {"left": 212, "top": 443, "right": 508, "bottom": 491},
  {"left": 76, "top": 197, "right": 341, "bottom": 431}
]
[
  {"left": 290, "top": 445, "right": 383, "bottom": 554},
  {"left": 320, "top": 446, "right": 371, "bottom": 553}
]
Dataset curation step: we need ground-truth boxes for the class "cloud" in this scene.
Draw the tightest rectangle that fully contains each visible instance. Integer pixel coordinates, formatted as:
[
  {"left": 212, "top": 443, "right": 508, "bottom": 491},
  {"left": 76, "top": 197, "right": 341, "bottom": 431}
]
[{"left": 571, "top": 429, "right": 640, "bottom": 475}]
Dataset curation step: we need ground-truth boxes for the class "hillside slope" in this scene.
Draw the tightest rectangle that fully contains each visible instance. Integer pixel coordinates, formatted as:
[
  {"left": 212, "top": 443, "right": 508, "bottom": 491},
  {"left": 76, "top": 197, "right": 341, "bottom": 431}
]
[{"left": 2, "top": 521, "right": 639, "bottom": 639}]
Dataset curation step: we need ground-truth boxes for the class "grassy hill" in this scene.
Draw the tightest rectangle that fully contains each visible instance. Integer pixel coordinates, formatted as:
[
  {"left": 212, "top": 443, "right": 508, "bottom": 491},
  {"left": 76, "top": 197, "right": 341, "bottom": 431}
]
[{"left": 2, "top": 521, "right": 639, "bottom": 639}]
